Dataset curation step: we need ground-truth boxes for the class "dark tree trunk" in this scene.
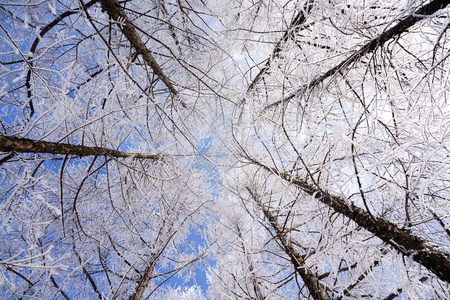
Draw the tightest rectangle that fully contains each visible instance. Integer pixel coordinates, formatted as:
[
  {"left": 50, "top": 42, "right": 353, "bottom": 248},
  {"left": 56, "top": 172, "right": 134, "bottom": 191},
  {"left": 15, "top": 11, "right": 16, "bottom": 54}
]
[
  {"left": 0, "top": 135, "right": 161, "bottom": 160},
  {"left": 265, "top": 0, "right": 450, "bottom": 110},
  {"left": 250, "top": 159, "right": 450, "bottom": 283},
  {"left": 248, "top": 187, "right": 332, "bottom": 300}
]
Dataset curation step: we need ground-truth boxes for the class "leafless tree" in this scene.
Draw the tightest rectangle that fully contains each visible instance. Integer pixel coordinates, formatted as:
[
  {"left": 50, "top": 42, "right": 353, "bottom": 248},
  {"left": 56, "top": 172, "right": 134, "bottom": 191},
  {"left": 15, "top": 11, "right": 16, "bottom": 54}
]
[{"left": 1, "top": 0, "right": 449, "bottom": 299}]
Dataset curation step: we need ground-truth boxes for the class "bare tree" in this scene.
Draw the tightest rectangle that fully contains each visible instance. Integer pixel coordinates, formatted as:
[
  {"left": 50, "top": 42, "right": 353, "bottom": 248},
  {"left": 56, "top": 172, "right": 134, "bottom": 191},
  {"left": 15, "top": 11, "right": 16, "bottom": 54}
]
[
  {"left": 214, "top": 0, "right": 450, "bottom": 298},
  {"left": 0, "top": 0, "right": 214, "bottom": 298},
  {"left": 1, "top": 0, "right": 449, "bottom": 299}
]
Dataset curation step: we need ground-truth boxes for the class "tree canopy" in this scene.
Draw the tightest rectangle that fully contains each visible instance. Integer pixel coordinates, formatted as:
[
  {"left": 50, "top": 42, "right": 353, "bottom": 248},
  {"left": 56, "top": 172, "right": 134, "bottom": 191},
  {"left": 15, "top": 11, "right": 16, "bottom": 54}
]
[{"left": 0, "top": 0, "right": 449, "bottom": 298}]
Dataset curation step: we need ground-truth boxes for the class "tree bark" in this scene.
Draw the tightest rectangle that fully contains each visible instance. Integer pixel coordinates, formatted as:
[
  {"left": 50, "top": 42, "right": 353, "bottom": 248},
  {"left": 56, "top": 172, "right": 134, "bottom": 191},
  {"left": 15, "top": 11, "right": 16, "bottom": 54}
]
[
  {"left": 129, "top": 263, "right": 156, "bottom": 300},
  {"left": 98, "top": 0, "right": 180, "bottom": 101},
  {"left": 0, "top": 135, "right": 161, "bottom": 160},
  {"left": 249, "top": 159, "right": 450, "bottom": 283}
]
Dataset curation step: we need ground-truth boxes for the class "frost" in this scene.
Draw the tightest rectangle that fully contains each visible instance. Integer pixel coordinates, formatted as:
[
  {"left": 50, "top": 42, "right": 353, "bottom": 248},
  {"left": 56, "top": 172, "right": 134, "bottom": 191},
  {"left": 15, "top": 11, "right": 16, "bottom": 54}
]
[
  {"left": 0, "top": 0, "right": 449, "bottom": 298},
  {"left": 0, "top": 84, "right": 7, "bottom": 97},
  {"left": 12, "top": 70, "right": 26, "bottom": 83},
  {"left": 23, "top": 8, "right": 29, "bottom": 29},
  {"left": 47, "top": 0, "right": 56, "bottom": 15}
]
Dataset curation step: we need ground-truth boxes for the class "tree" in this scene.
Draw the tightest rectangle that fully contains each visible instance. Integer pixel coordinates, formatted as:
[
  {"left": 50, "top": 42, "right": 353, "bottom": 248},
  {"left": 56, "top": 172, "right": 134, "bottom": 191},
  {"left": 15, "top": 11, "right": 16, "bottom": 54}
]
[
  {"left": 1, "top": 0, "right": 449, "bottom": 299},
  {"left": 0, "top": 0, "right": 213, "bottom": 298}
]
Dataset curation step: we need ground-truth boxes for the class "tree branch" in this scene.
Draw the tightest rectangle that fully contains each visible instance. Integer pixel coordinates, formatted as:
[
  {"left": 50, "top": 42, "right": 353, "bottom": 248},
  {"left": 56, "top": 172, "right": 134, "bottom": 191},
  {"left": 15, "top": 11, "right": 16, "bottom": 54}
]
[
  {"left": 264, "top": 0, "right": 450, "bottom": 110},
  {"left": 0, "top": 136, "right": 161, "bottom": 160},
  {"left": 245, "top": 0, "right": 315, "bottom": 96},
  {"left": 25, "top": 0, "right": 99, "bottom": 118},
  {"left": 99, "top": 0, "right": 183, "bottom": 105},
  {"left": 129, "top": 263, "right": 156, "bottom": 300},
  {"left": 235, "top": 224, "right": 266, "bottom": 300},
  {"left": 73, "top": 245, "right": 104, "bottom": 300},
  {"left": 247, "top": 187, "right": 332, "bottom": 300},
  {"left": 50, "top": 276, "right": 71, "bottom": 300},
  {"left": 248, "top": 158, "right": 450, "bottom": 283},
  {"left": 129, "top": 236, "right": 173, "bottom": 300}
]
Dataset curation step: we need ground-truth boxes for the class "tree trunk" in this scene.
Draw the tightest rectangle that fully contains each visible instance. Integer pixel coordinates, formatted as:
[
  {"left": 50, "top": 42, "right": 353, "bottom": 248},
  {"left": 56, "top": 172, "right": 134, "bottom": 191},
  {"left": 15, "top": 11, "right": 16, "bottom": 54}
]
[
  {"left": 0, "top": 136, "right": 161, "bottom": 160},
  {"left": 248, "top": 187, "right": 332, "bottom": 300},
  {"left": 130, "top": 263, "right": 156, "bottom": 300},
  {"left": 98, "top": 0, "right": 180, "bottom": 99},
  {"left": 265, "top": 0, "right": 450, "bottom": 110},
  {"left": 249, "top": 159, "right": 450, "bottom": 283}
]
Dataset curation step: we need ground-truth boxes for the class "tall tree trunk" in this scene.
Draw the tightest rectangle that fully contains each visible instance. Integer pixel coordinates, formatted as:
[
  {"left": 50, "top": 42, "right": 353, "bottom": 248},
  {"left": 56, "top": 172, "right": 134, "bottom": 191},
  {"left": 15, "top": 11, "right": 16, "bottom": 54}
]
[
  {"left": 249, "top": 159, "right": 450, "bottom": 283},
  {"left": 130, "top": 263, "right": 156, "bottom": 300},
  {"left": 248, "top": 187, "right": 332, "bottom": 300},
  {"left": 98, "top": 0, "right": 181, "bottom": 102},
  {"left": 0, "top": 136, "right": 161, "bottom": 160},
  {"left": 265, "top": 0, "right": 450, "bottom": 110}
]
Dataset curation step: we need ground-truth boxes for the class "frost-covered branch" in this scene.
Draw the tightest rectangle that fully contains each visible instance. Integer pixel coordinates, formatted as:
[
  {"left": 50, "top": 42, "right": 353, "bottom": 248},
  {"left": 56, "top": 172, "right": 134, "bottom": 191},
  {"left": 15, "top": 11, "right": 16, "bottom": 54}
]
[
  {"left": 248, "top": 158, "right": 450, "bottom": 283},
  {"left": 245, "top": 0, "right": 315, "bottom": 96},
  {"left": 264, "top": 0, "right": 450, "bottom": 110},
  {"left": 247, "top": 187, "right": 332, "bottom": 300},
  {"left": 98, "top": 0, "right": 181, "bottom": 102}
]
